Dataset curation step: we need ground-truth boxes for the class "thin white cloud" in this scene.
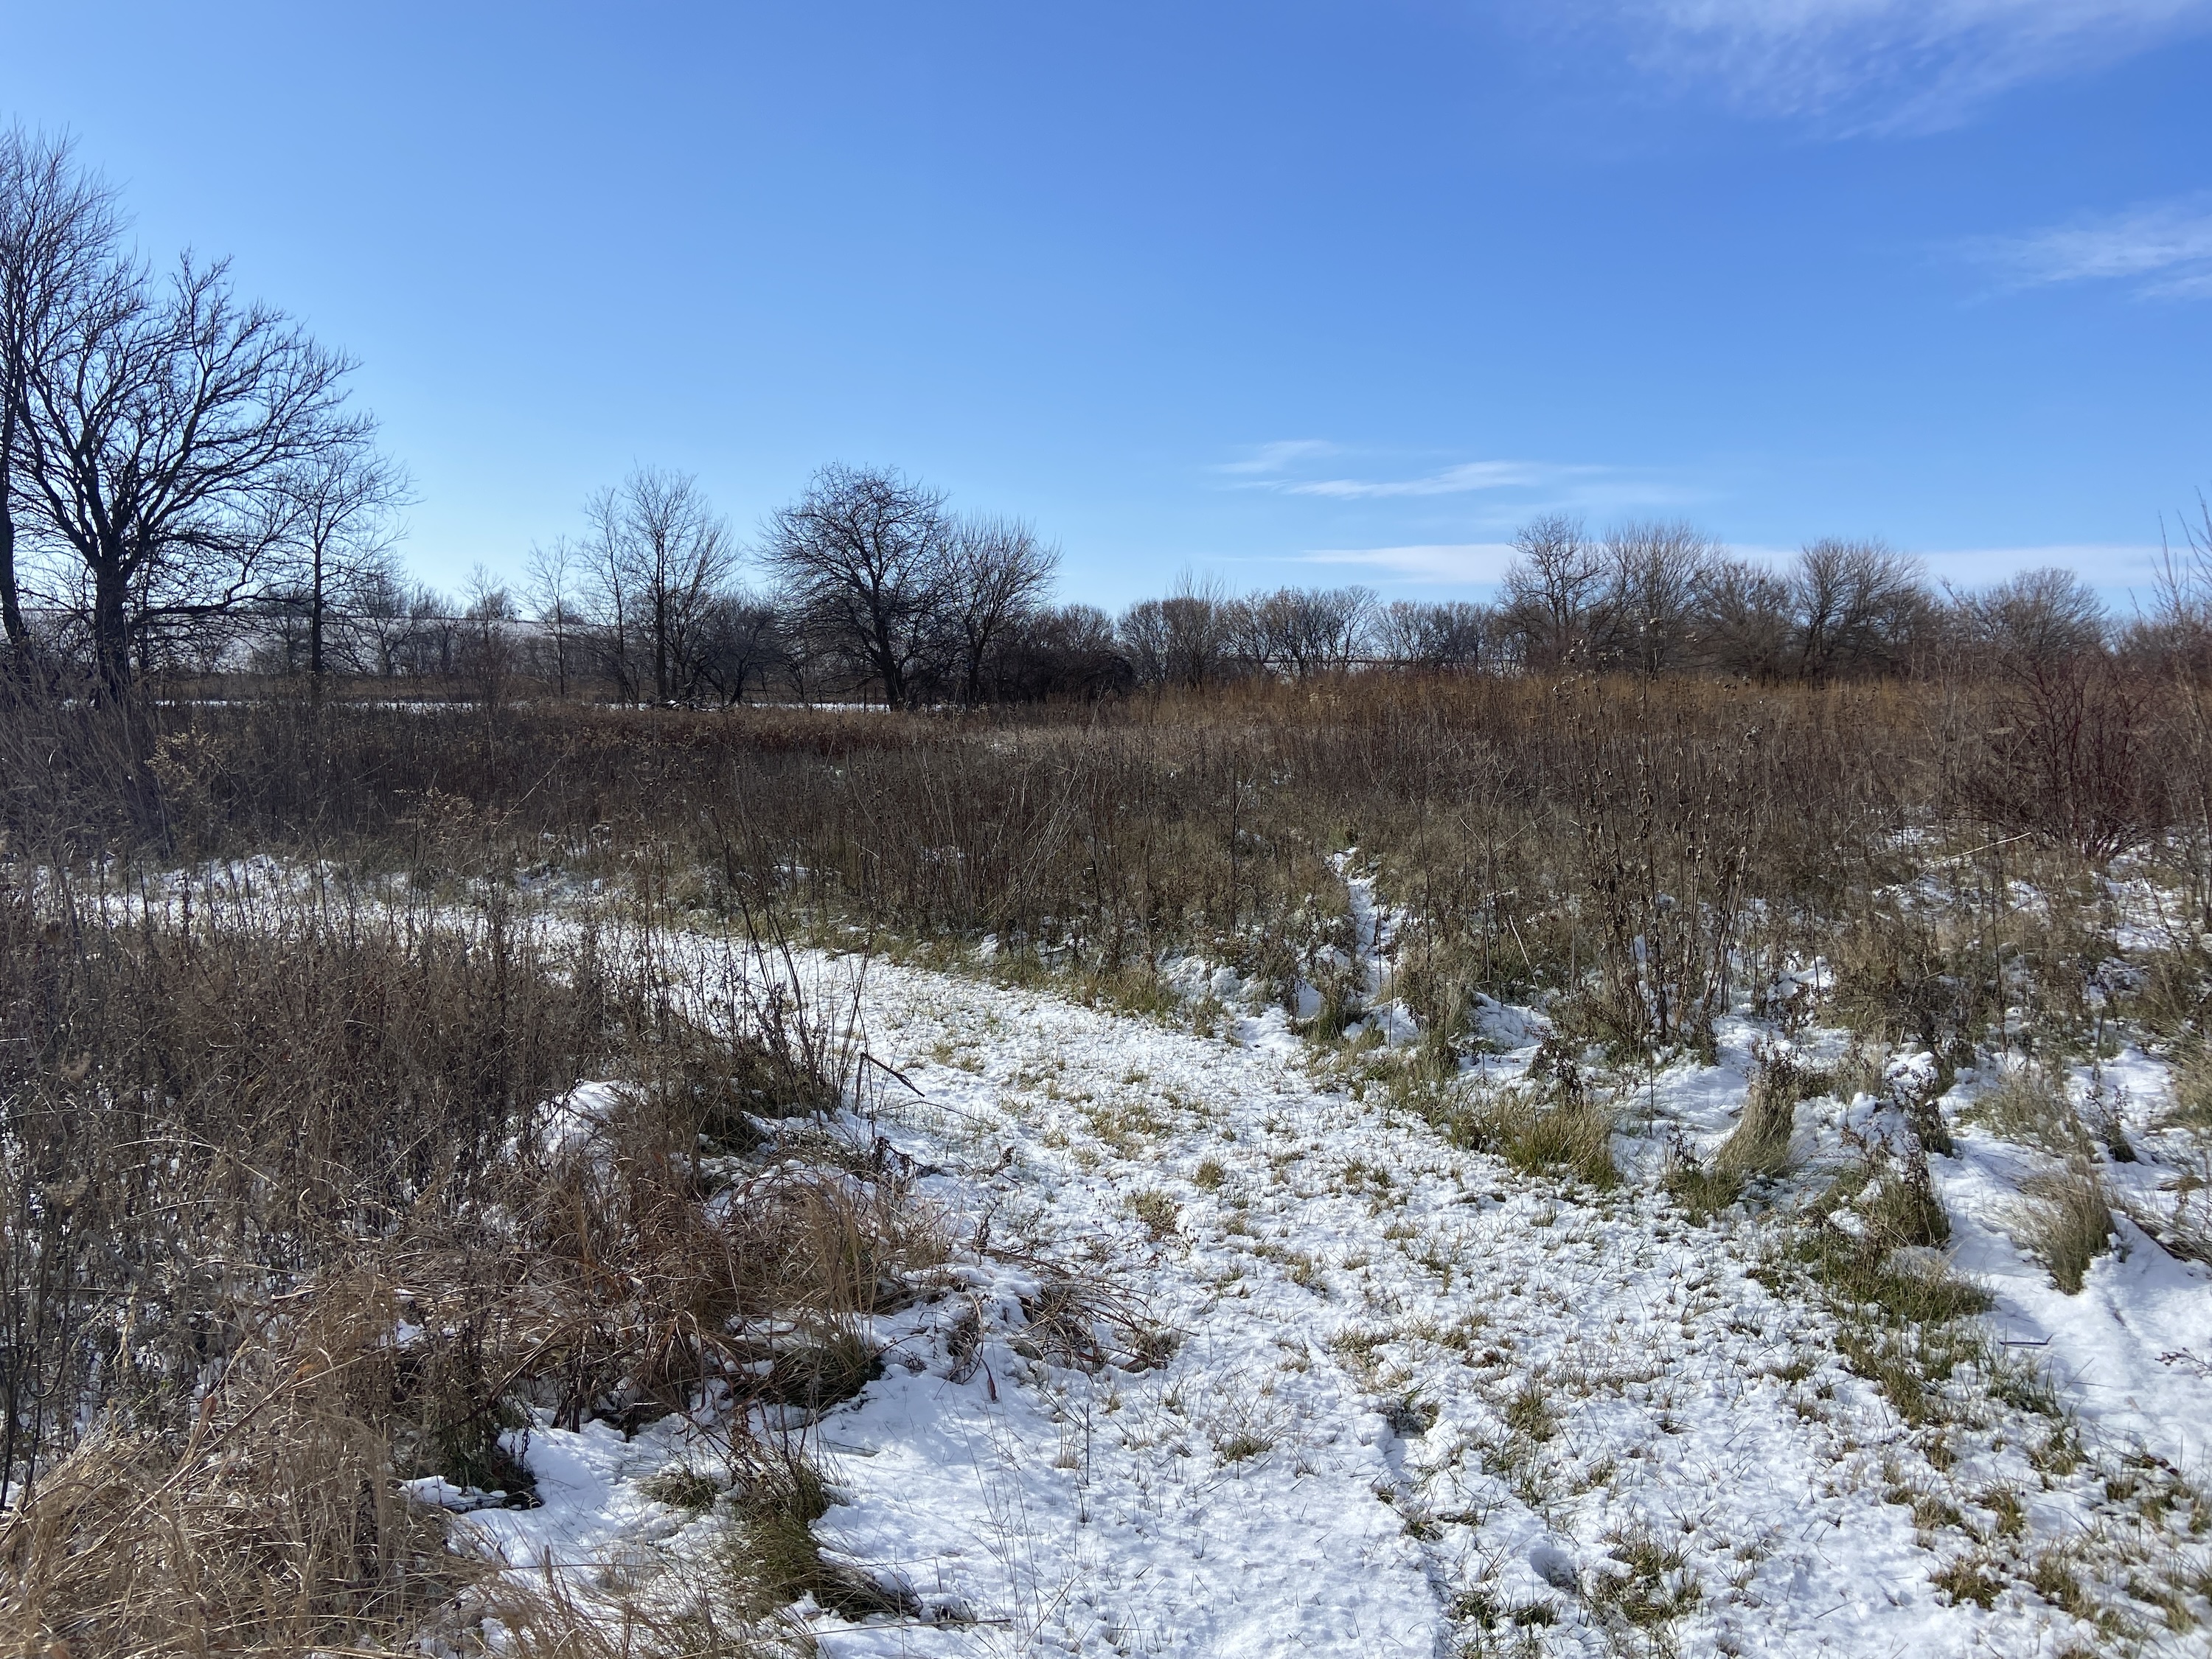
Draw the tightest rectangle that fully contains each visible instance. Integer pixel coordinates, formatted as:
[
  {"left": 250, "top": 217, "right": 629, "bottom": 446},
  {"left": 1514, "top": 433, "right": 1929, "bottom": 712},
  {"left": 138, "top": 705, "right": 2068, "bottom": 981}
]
[
  {"left": 1299, "top": 543, "right": 1520, "bottom": 584},
  {"left": 1211, "top": 439, "right": 1341, "bottom": 476},
  {"left": 1284, "top": 460, "right": 1574, "bottom": 499},
  {"left": 1298, "top": 540, "right": 2164, "bottom": 594},
  {"left": 1918, "top": 542, "right": 2166, "bottom": 590},
  {"left": 1966, "top": 197, "right": 2212, "bottom": 299},
  {"left": 1616, "top": 0, "right": 2212, "bottom": 132},
  {"left": 1217, "top": 444, "right": 1708, "bottom": 523}
]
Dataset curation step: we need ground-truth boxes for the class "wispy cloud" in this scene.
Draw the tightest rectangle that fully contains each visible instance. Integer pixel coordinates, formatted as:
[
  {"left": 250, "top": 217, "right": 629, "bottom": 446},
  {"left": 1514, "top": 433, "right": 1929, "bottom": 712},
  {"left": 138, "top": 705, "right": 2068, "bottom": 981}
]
[
  {"left": 1211, "top": 439, "right": 1341, "bottom": 476},
  {"left": 1282, "top": 460, "right": 1578, "bottom": 499},
  {"left": 1613, "top": 0, "right": 2212, "bottom": 132},
  {"left": 1295, "top": 540, "right": 2166, "bottom": 594},
  {"left": 1919, "top": 542, "right": 2166, "bottom": 590},
  {"left": 1298, "top": 543, "right": 1521, "bottom": 584},
  {"left": 1965, "top": 197, "right": 2212, "bottom": 299},
  {"left": 1215, "top": 443, "right": 1706, "bottom": 524}
]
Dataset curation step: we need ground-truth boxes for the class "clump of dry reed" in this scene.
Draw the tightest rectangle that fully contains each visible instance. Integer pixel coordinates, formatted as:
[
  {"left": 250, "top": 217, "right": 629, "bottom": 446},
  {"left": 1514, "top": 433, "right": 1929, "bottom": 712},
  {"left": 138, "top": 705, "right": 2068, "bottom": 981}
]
[
  {"left": 11, "top": 660, "right": 2199, "bottom": 1082},
  {"left": 0, "top": 861, "right": 939, "bottom": 1656},
  {"left": 0, "top": 1273, "right": 461, "bottom": 1658}
]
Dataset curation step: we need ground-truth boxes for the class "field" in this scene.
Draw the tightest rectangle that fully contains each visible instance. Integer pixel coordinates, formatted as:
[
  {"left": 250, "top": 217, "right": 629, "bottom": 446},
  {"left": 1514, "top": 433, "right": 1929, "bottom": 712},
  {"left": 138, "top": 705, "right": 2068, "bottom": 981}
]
[{"left": 3, "top": 675, "right": 2211, "bottom": 1658}]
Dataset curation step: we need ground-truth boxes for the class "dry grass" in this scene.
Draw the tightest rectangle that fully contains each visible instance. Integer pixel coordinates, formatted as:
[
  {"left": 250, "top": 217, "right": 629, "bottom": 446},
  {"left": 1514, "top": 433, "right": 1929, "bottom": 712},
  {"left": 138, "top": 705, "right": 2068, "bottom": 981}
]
[
  {"left": 1966, "top": 1064, "right": 2092, "bottom": 1157},
  {"left": 1762, "top": 1150, "right": 1994, "bottom": 1425},
  {"left": 8, "top": 663, "right": 2199, "bottom": 1091},
  {"left": 2012, "top": 1163, "right": 2116, "bottom": 1295},
  {"left": 2163, "top": 1044, "right": 2212, "bottom": 1133},
  {"left": 1719, "top": 1051, "right": 1806, "bottom": 1179},
  {"left": 1413, "top": 1075, "right": 1618, "bottom": 1192},
  {"left": 0, "top": 677, "right": 1946, "bottom": 1068},
  {"left": 4, "top": 662, "right": 2209, "bottom": 1648},
  {"left": 1671, "top": 1048, "right": 1809, "bottom": 1217},
  {"left": 1127, "top": 1189, "right": 1183, "bottom": 1241},
  {"left": 0, "top": 859, "right": 940, "bottom": 1656},
  {"left": 0, "top": 1274, "right": 465, "bottom": 1658}
]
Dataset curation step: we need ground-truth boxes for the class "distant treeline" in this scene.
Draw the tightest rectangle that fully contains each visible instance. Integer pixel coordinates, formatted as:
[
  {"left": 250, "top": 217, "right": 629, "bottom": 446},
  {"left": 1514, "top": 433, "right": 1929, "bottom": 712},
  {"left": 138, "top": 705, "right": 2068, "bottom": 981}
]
[
  {"left": 7, "top": 128, "right": 2212, "bottom": 709},
  {"left": 24, "top": 481, "right": 2212, "bottom": 709}
]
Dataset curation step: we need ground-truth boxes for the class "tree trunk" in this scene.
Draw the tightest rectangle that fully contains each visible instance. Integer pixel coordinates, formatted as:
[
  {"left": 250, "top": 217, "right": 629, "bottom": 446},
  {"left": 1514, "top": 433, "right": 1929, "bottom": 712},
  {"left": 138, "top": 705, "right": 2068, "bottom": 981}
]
[
  {"left": 872, "top": 611, "right": 905, "bottom": 709},
  {"left": 0, "top": 494, "right": 27, "bottom": 657},
  {"left": 0, "top": 397, "right": 29, "bottom": 659},
  {"left": 91, "top": 555, "right": 132, "bottom": 697},
  {"left": 308, "top": 540, "right": 327, "bottom": 697}
]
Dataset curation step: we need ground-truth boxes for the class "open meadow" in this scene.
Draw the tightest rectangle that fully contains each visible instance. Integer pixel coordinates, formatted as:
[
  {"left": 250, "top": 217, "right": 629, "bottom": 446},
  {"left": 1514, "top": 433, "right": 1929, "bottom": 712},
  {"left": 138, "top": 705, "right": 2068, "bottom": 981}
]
[{"left": 5, "top": 664, "right": 2212, "bottom": 1657}]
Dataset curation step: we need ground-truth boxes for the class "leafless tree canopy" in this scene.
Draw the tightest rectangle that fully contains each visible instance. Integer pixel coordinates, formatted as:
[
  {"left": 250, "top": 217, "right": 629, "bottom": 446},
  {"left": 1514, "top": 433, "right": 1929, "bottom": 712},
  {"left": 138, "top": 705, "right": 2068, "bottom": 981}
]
[
  {"left": 1794, "top": 538, "right": 1927, "bottom": 682},
  {"left": 1603, "top": 521, "right": 1717, "bottom": 677},
  {"left": 585, "top": 467, "right": 738, "bottom": 705},
  {"left": 1694, "top": 557, "right": 1796, "bottom": 681},
  {"left": 1501, "top": 512, "right": 1606, "bottom": 672},
  {"left": 6, "top": 126, "right": 2163, "bottom": 713},
  {"left": 1, "top": 128, "right": 375, "bottom": 692},
  {"left": 265, "top": 437, "right": 411, "bottom": 681},
  {"left": 1964, "top": 566, "right": 2107, "bottom": 669},
  {"left": 1239, "top": 585, "right": 1378, "bottom": 678},
  {"left": 1375, "top": 599, "right": 1489, "bottom": 670},
  {"left": 946, "top": 515, "right": 1059, "bottom": 706},
  {"left": 0, "top": 129, "right": 119, "bottom": 667},
  {"left": 1121, "top": 573, "right": 1242, "bottom": 690},
  {"left": 1489, "top": 518, "right": 1938, "bottom": 684},
  {"left": 762, "top": 464, "right": 953, "bottom": 709}
]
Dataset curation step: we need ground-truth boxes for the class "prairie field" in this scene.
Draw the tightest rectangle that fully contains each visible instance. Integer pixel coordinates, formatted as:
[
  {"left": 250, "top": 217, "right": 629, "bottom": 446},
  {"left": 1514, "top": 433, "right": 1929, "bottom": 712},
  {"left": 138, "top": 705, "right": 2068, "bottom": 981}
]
[{"left": 4, "top": 667, "right": 2211, "bottom": 1658}]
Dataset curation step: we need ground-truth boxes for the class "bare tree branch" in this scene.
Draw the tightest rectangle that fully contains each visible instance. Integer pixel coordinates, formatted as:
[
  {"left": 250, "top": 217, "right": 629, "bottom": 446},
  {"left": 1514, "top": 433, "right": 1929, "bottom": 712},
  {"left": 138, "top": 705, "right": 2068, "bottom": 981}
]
[
  {"left": 0, "top": 128, "right": 122, "bottom": 669},
  {"left": 7, "top": 228, "right": 364, "bottom": 691},
  {"left": 762, "top": 464, "right": 952, "bottom": 709}
]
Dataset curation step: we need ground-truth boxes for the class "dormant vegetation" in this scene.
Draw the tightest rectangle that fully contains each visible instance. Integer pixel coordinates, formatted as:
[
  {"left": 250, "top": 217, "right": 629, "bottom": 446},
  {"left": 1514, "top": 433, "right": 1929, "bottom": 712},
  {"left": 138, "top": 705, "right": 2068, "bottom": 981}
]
[{"left": 7, "top": 125, "right": 2212, "bottom": 1658}]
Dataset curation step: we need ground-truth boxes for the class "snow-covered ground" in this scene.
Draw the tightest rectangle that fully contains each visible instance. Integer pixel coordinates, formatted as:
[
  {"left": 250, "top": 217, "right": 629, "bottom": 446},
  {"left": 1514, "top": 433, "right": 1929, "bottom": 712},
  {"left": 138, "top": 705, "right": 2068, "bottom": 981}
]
[{"left": 453, "top": 931, "right": 2212, "bottom": 1657}]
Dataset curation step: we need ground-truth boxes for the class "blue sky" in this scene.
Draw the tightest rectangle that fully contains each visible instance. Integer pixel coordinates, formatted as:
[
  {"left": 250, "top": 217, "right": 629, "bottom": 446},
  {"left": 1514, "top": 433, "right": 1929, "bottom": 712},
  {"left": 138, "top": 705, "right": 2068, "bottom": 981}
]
[{"left": 3, "top": 1, "right": 2208, "bottom": 607}]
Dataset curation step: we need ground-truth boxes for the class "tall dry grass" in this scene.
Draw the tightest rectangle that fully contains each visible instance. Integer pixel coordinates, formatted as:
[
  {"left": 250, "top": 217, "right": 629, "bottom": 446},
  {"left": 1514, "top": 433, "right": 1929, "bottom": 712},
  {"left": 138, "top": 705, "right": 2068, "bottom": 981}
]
[
  {"left": 1, "top": 659, "right": 2199, "bottom": 1646},
  {"left": 0, "top": 855, "right": 939, "bottom": 1655},
  {"left": 11, "top": 664, "right": 2198, "bottom": 1063}
]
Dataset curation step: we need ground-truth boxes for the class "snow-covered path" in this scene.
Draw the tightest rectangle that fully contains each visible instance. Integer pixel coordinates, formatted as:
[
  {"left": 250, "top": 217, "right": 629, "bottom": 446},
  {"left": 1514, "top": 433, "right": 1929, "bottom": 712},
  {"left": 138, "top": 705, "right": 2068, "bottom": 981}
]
[
  {"left": 765, "top": 957, "right": 2201, "bottom": 1657},
  {"left": 91, "top": 860, "right": 2212, "bottom": 1651},
  {"left": 456, "top": 931, "right": 2211, "bottom": 1657}
]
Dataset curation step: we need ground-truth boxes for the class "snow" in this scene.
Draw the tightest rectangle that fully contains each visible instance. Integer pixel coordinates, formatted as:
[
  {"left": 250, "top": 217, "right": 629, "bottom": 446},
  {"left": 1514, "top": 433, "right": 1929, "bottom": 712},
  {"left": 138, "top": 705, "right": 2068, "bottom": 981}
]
[
  {"left": 465, "top": 935, "right": 2212, "bottom": 1655},
  {"left": 106, "top": 849, "right": 2204, "bottom": 1650},
  {"left": 1934, "top": 1050, "right": 2212, "bottom": 1467},
  {"left": 533, "top": 1079, "right": 628, "bottom": 1164}
]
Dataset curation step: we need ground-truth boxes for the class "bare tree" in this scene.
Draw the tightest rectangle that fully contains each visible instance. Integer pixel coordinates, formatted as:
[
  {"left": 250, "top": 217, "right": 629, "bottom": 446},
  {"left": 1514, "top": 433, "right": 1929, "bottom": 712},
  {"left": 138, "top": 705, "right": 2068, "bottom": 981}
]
[
  {"left": 1233, "top": 589, "right": 1288, "bottom": 675},
  {"left": 8, "top": 238, "right": 361, "bottom": 692},
  {"left": 693, "top": 588, "right": 783, "bottom": 706},
  {"left": 268, "top": 436, "right": 409, "bottom": 687},
  {"left": 762, "top": 464, "right": 952, "bottom": 709},
  {"left": 406, "top": 582, "right": 458, "bottom": 679},
  {"left": 1500, "top": 514, "right": 1606, "bottom": 672},
  {"left": 1694, "top": 557, "right": 1795, "bottom": 680},
  {"left": 585, "top": 467, "right": 737, "bottom": 705},
  {"left": 1792, "top": 538, "right": 1928, "bottom": 681},
  {"left": 1116, "top": 599, "right": 1174, "bottom": 687},
  {"left": 945, "top": 515, "right": 1058, "bottom": 705},
  {"left": 1120, "top": 572, "right": 1242, "bottom": 689},
  {"left": 1957, "top": 567, "right": 2150, "bottom": 861},
  {"left": 458, "top": 566, "right": 520, "bottom": 709},
  {"left": 1961, "top": 566, "right": 2105, "bottom": 672},
  {"left": 771, "top": 595, "right": 840, "bottom": 706},
  {"left": 1242, "top": 585, "right": 1378, "bottom": 678},
  {"left": 524, "top": 537, "right": 585, "bottom": 698},
  {"left": 992, "top": 602, "right": 1130, "bottom": 699},
  {"left": 1603, "top": 521, "right": 1715, "bottom": 676},
  {"left": 0, "top": 129, "right": 121, "bottom": 668},
  {"left": 2163, "top": 495, "right": 2212, "bottom": 613},
  {"left": 1376, "top": 599, "right": 1489, "bottom": 670},
  {"left": 349, "top": 565, "right": 413, "bottom": 678}
]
